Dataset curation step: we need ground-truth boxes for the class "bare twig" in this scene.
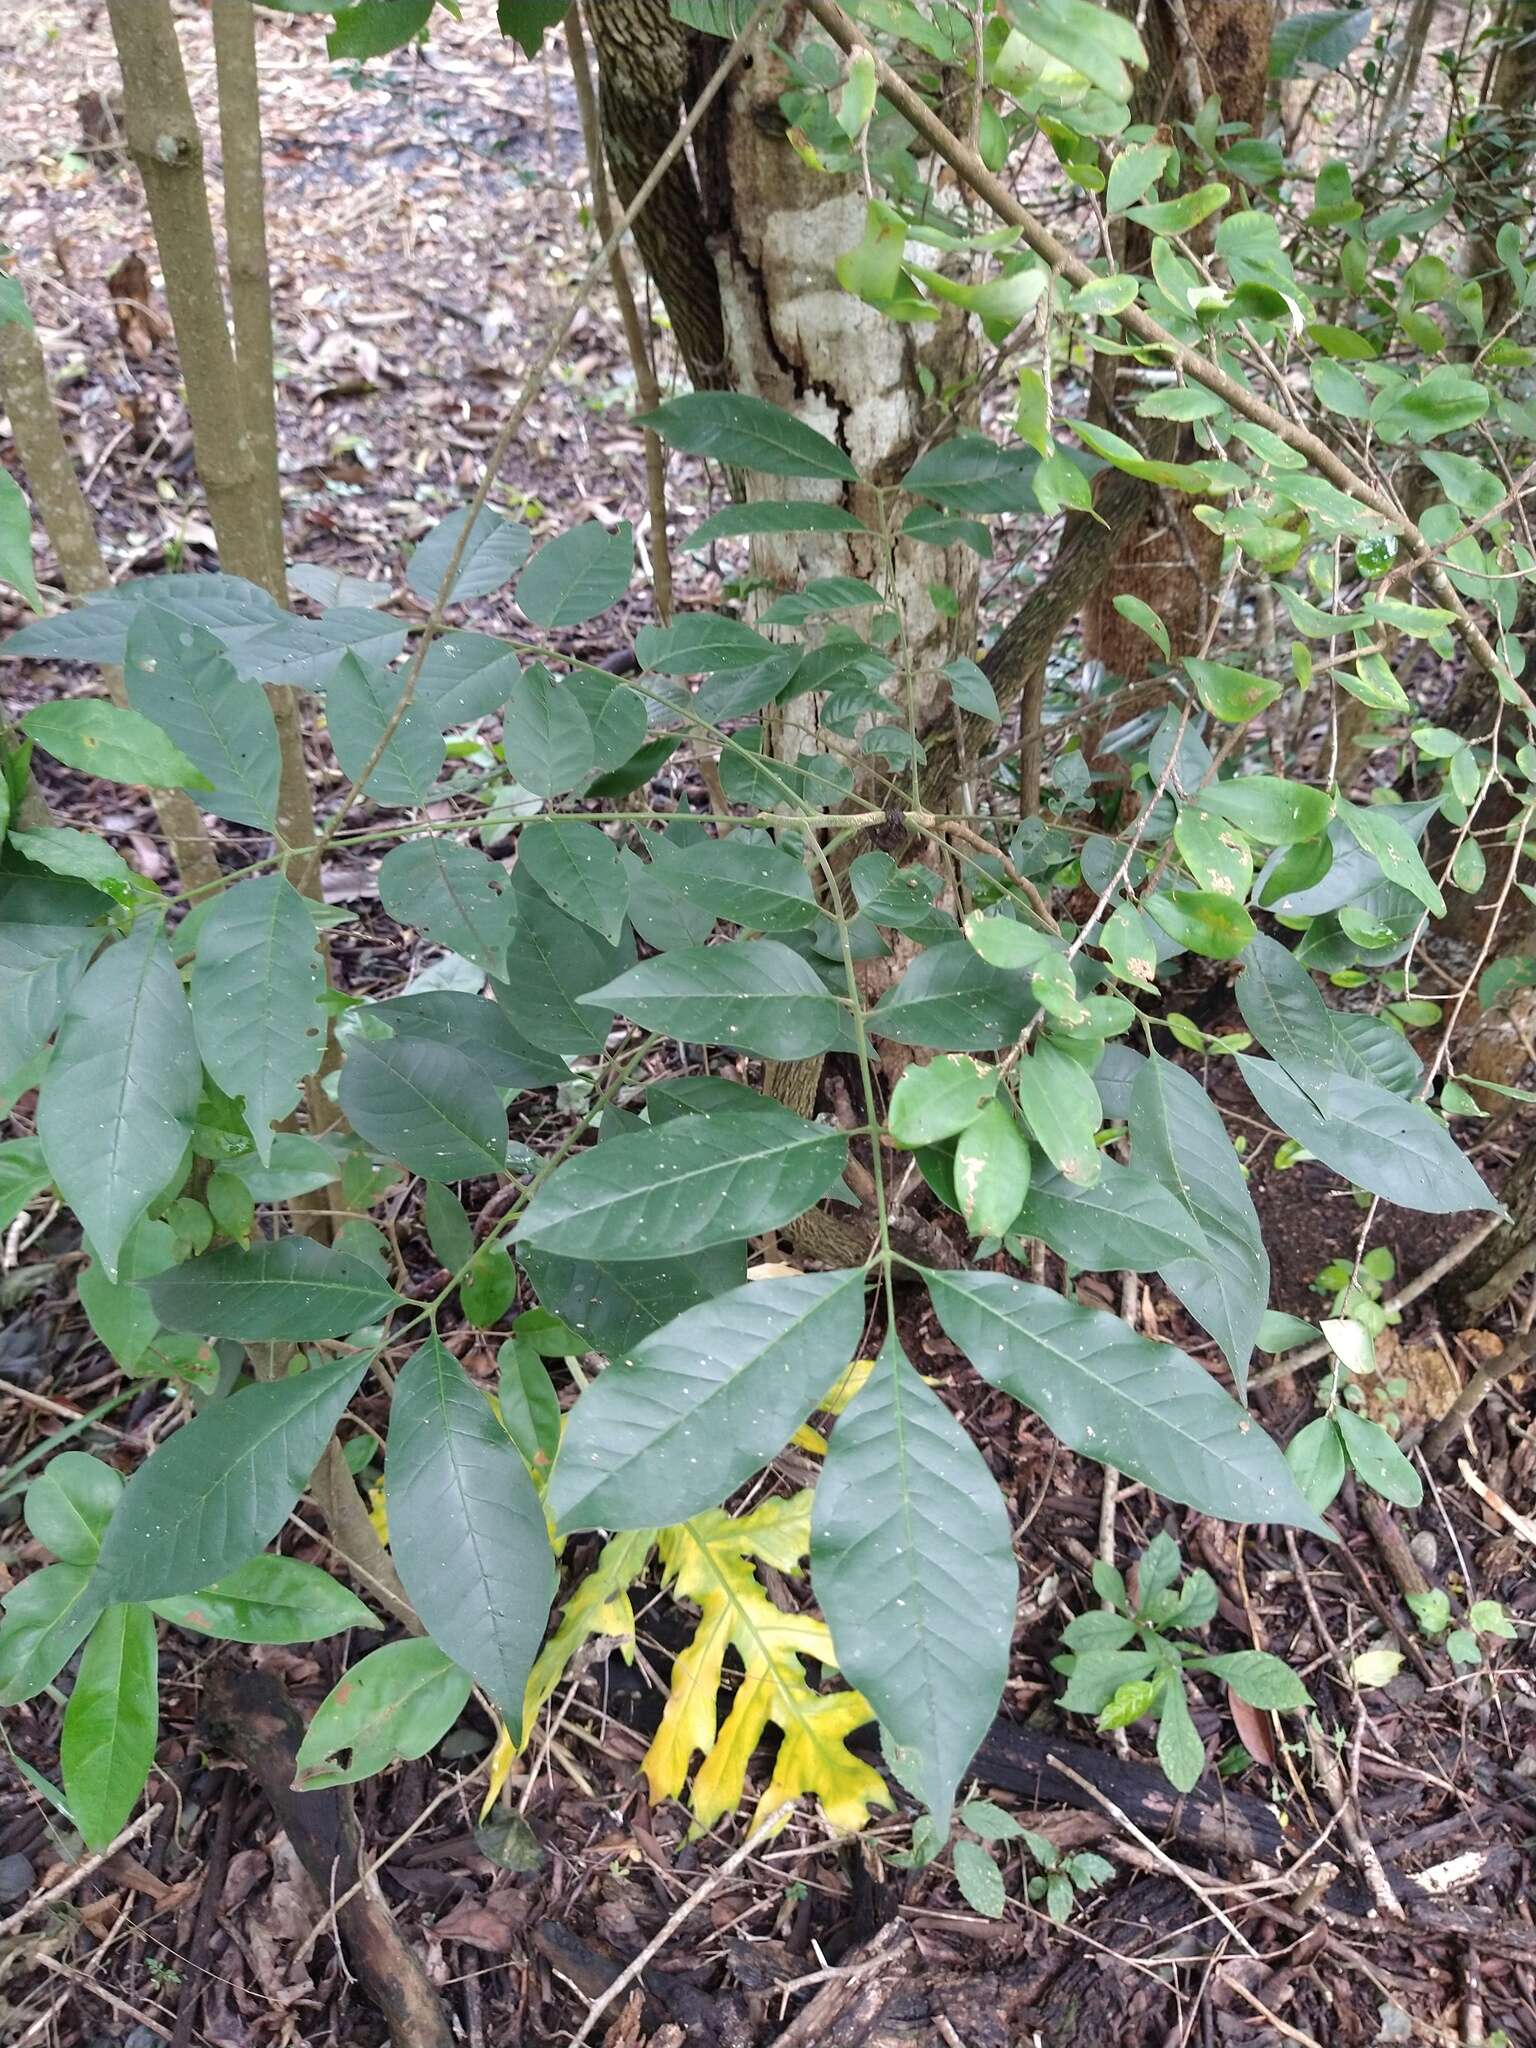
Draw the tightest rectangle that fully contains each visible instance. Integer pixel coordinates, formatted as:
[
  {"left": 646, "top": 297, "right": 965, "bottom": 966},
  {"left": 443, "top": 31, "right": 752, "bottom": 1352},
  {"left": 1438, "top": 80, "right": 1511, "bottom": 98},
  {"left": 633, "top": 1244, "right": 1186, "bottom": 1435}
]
[
  {"left": 291, "top": 1756, "right": 491, "bottom": 1969},
  {"left": 1249, "top": 1215, "right": 1504, "bottom": 1389},
  {"left": 567, "top": 1803, "right": 795, "bottom": 2046},
  {"left": 29, "top": 1955, "right": 173, "bottom": 2045},
  {"left": 1457, "top": 1458, "right": 1536, "bottom": 1543},
  {"left": 1300, "top": 1716, "right": 1403, "bottom": 1921},
  {"left": 1219, "top": 1969, "right": 1325, "bottom": 2048},
  {"left": 567, "top": 2, "right": 673, "bottom": 621},
  {"left": 0, "top": 1804, "right": 162, "bottom": 1939},
  {"left": 1424, "top": 1329, "right": 1536, "bottom": 1461},
  {"left": 1042, "top": 1753, "right": 1258, "bottom": 1955}
]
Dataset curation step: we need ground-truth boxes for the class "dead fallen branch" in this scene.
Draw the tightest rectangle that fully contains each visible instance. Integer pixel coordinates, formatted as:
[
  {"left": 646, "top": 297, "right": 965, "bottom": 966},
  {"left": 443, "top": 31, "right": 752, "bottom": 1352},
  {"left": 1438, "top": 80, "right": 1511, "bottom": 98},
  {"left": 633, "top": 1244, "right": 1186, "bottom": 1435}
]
[{"left": 201, "top": 1663, "right": 453, "bottom": 2048}]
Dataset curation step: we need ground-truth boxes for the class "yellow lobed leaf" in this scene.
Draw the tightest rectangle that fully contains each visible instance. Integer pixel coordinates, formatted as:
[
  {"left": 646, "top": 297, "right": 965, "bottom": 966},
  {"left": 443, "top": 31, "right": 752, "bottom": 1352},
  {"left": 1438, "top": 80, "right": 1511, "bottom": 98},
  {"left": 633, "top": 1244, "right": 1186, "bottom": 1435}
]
[
  {"left": 793, "top": 1356, "right": 877, "bottom": 1454},
  {"left": 374, "top": 1479, "right": 887, "bottom": 1835},
  {"left": 520, "top": 1525, "right": 652, "bottom": 1739},
  {"left": 479, "top": 1720, "right": 517, "bottom": 1820},
  {"left": 643, "top": 1495, "right": 890, "bottom": 1836}
]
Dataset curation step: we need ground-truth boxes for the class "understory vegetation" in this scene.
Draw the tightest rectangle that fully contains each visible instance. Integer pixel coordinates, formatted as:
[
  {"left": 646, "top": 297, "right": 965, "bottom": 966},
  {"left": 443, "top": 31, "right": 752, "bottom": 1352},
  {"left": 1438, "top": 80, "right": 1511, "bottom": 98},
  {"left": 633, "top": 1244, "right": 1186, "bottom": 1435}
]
[{"left": 2, "top": 0, "right": 1534, "bottom": 2042}]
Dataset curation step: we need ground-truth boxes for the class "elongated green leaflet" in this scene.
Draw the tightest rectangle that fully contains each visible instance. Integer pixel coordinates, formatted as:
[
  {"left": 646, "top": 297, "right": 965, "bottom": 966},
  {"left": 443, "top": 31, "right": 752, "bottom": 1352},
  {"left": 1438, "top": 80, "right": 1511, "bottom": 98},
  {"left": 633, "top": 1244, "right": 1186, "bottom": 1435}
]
[
  {"left": 549, "top": 1270, "right": 867, "bottom": 1531},
  {"left": 60, "top": 1604, "right": 159, "bottom": 1851},
  {"left": 1129, "top": 1053, "right": 1268, "bottom": 1390},
  {"left": 924, "top": 1271, "right": 1328, "bottom": 1535},
  {"left": 37, "top": 926, "right": 199, "bottom": 1284},
  {"left": 812, "top": 1336, "right": 1016, "bottom": 1829},
  {"left": 515, "top": 1107, "right": 848, "bottom": 1261},
  {"left": 95, "top": 1357, "right": 371, "bottom": 1601},
  {"left": 388, "top": 1339, "right": 555, "bottom": 1734}
]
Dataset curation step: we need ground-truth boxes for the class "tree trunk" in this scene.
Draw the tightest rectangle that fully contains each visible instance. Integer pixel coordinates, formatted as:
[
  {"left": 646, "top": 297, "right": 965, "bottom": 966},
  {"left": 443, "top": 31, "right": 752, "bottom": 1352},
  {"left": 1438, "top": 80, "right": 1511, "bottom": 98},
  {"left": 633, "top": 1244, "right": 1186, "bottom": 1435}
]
[
  {"left": 1081, "top": 1, "right": 1272, "bottom": 686},
  {"left": 567, "top": 4, "right": 674, "bottom": 621},
  {"left": 209, "top": 0, "right": 319, "bottom": 900},
  {"left": 586, "top": 0, "right": 980, "bottom": 755},
  {"left": 582, "top": 0, "right": 729, "bottom": 390},
  {"left": 1438, "top": 1131, "right": 1536, "bottom": 1323},
  {"left": 700, "top": 8, "right": 980, "bottom": 741},
  {"left": 106, "top": 0, "right": 275, "bottom": 588},
  {"left": 583, "top": 1, "right": 982, "bottom": 1257},
  {"left": 1462, "top": 0, "right": 1536, "bottom": 338},
  {"left": 210, "top": 0, "right": 286, "bottom": 585}
]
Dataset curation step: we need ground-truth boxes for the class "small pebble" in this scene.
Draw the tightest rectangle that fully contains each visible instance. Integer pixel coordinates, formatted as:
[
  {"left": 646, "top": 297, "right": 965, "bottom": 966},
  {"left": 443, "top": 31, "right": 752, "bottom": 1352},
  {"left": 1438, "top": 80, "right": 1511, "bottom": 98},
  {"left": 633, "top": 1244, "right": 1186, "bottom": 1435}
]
[
  {"left": 0, "top": 1853, "right": 35, "bottom": 1904},
  {"left": 1409, "top": 1530, "right": 1440, "bottom": 1572}
]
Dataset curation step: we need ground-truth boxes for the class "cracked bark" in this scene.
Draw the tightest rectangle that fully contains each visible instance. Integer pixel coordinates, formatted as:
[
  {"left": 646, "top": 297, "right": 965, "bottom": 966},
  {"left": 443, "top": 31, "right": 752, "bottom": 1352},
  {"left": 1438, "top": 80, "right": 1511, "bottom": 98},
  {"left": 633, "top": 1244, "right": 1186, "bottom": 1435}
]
[{"left": 586, "top": 0, "right": 980, "bottom": 754}]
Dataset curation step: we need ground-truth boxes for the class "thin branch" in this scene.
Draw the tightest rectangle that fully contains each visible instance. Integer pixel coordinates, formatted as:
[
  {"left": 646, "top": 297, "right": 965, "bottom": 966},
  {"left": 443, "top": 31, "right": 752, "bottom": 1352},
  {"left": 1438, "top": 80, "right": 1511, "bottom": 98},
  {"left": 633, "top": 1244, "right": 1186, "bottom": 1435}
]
[
  {"left": 0, "top": 1805, "right": 162, "bottom": 1939},
  {"left": 1423, "top": 1328, "right": 1536, "bottom": 1461},
  {"left": 1248, "top": 1213, "right": 1503, "bottom": 1388},
  {"left": 210, "top": 0, "right": 319, "bottom": 894},
  {"left": 568, "top": 1803, "right": 795, "bottom": 2047}
]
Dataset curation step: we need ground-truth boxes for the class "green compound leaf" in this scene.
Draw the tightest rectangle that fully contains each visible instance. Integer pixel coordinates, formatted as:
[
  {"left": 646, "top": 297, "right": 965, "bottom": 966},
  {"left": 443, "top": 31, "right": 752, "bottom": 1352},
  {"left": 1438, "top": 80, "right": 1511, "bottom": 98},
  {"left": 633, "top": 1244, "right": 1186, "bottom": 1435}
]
[
  {"left": 36, "top": 925, "right": 200, "bottom": 1283},
  {"left": 1014, "top": 1041, "right": 1102, "bottom": 1188},
  {"left": 639, "top": 391, "right": 857, "bottom": 481},
  {"left": 326, "top": 651, "right": 445, "bottom": 806},
  {"left": 151, "top": 1558, "right": 378, "bottom": 1644},
  {"left": 491, "top": 881, "right": 633, "bottom": 1053},
  {"left": 888, "top": 1055, "right": 1000, "bottom": 1147},
  {"left": 520, "top": 1242, "right": 747, "bottom": 1362},
  {"left": 60, "top": 1603, "right": 159, "bottom": 1851},
  {"left": 123, "top": 607, "right": 281, "bottom": 828},
  {"left": 584, "top": 941, "right": 856, "bottom": 1062},
  {"left": 146, "top": 1238, "right": 400, "bottom": 1340},
  {"left": 0, "top": 1563, "right": 106, "bottom": 1708},
  {"left": 1236, "top": 1055, "right": 1497, "bottom": 1215},
  {"left": 955, "top": 1098, "right": 1032, "bottom": 1238},
  {"left": 339, "top": 1031, "right": 508, "bottom": 1181},
  {"left": 191, "top": 875, "right": 326, "bottom": 1165},
  {"left": 377, "top": 836, "right": 517, "bottom": 980},
  {"left": 502, "top": 662, "right": 595, "bottom": 796},
  {"left": 869, "top": 943, "right": 1034, "bottom": 1051},
  {"left": 1130, "top": 1053, "right": 1268, "bottom": 1388},
  {"left": 516, "top": 519, "right": 633, "bottom": 627},
  {"left": 685, "top": 501, "right": 868, "bottom": 549},
  {"left": 24, "top": 1453, "right": 122, "bottom": 1566},
  {"left": 516, "top": 1106, "right": 847, "bottom": 1262},
  {"left": 407, "top": 504, "right": 531, "bottom": 603},
  {"left": 517, "top": 818, "right": 629, "bottom": 944},
  {"left": 95, "top": 1355, "right": 372, "bottom": 1601},
  {"left": 21, "top": 698, "right": 213, "bottom": 793},
  {"left": 295, "top": 1638, "right": 472, "bottom": 1790},
  {"left": 1017, "top": 1156, "right": 1205, "bottom": 1272},
  {"left": 644, "top": 836, "right": 819, "bottom": 933}
]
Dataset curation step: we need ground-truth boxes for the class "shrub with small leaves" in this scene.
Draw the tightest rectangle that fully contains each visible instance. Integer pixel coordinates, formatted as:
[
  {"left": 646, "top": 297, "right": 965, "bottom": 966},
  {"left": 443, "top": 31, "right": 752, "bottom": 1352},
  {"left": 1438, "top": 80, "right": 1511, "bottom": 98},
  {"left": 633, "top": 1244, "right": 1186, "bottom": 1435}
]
[{"left": 0, "top": 0, "right": 1528, "bottom": 1864}]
